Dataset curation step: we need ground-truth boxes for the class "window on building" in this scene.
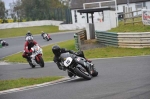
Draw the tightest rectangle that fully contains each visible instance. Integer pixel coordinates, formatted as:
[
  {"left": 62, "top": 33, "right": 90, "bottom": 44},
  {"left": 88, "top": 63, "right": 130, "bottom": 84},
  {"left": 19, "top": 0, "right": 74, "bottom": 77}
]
[
  {"left": 135, "top": 3, "right": 143, "bottom": 10},
  {"left": 143, "top": 2, "right": 146, "bottom": 7}
]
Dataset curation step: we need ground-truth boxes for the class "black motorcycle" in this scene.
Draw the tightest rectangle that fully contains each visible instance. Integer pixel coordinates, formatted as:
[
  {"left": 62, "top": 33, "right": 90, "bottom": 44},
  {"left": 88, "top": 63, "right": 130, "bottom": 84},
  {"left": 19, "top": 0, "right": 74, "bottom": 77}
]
[
  {"left": 59, "top": 52, "right": 98, "bottom": 80},
  {"left": 0, "top": 40, "right": 9, "bottom": 46}
]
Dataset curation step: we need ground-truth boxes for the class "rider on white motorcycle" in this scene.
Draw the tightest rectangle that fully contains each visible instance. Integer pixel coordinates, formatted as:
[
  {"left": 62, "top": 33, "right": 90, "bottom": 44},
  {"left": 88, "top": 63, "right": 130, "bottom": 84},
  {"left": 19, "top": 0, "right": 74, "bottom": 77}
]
[
  {"left": 41, "top": 31, "right": 51, "bottom": 40},
  {"left": 52, "top": 45, "right": 93, "bottom": 77},
  {"left": 22, "top": 36, "right": 40, "bottom": 62}
]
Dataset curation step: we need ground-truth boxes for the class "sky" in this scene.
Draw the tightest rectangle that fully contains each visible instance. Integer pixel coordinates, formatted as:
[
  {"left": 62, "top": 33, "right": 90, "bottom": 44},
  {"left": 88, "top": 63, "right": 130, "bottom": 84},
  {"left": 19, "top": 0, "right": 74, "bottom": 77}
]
[{"left": 2, "top": 0, "right": 16, "bottom": 9}]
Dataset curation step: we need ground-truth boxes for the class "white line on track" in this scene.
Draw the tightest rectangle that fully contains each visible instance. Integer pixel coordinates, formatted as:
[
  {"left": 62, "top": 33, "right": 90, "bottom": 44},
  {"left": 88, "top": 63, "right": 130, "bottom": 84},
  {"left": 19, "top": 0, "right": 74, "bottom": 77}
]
[{"left": 0, "top": 76, "right": 79, "bottom": 95}]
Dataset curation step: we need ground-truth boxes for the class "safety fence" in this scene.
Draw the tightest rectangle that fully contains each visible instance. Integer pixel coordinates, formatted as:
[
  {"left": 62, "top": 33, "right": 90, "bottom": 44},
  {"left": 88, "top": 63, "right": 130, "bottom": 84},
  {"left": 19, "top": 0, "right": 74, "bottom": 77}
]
[
  {"left": 95, "top": 31, "right": 150, "bottom": 48},
  {"left": 123, "top": 10, "right": 142, "bottom": 25}
]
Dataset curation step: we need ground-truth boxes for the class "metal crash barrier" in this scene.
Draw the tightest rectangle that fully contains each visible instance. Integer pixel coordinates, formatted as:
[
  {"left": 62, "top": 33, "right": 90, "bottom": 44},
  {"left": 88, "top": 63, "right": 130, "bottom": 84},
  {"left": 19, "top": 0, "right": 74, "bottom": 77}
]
[{"left": 96, "top": 31, "right": 150, "bottom": 48}]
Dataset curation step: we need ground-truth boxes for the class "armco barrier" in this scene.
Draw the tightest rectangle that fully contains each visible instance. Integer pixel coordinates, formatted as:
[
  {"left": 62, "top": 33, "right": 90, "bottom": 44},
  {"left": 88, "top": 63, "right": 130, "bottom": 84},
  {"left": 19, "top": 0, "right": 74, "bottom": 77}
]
[{"left": 96, "top": 31, "right": 150, "bottom": 48}]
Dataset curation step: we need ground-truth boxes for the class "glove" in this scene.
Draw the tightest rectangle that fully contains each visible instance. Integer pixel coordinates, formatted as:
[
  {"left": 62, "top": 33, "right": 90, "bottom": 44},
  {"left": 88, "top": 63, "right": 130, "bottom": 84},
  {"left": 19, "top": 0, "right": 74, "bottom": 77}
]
[{"left": 27, "top": 52, "right": 32, "bottom": 56}]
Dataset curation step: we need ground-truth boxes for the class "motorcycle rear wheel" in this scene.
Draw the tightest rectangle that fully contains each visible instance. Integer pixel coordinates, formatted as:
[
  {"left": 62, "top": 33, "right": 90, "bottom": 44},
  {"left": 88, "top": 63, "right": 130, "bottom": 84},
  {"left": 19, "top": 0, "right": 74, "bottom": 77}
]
[
  {"left": 27, "top": 60, "right": 35, "bottom": 68},
  {"left": 92, "top": 67, "right": 98, "bottom": 77}
]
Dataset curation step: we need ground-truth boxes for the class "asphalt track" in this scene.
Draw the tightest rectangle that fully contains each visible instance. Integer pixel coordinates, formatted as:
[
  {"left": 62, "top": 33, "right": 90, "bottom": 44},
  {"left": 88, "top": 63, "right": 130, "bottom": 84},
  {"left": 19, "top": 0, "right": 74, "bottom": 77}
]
[{"left": 0, "top": 56, "right": 150, "bottom": 99}]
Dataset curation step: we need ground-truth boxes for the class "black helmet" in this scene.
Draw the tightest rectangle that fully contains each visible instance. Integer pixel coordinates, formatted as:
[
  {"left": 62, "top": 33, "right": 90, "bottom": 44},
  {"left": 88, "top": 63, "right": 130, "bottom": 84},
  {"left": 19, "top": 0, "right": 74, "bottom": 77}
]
[
  {"left": 52, "top": 45, "right": 61, "bottom": 56},
  {"left": 26, "top": 31, "right": 32, "bottom": 36}
]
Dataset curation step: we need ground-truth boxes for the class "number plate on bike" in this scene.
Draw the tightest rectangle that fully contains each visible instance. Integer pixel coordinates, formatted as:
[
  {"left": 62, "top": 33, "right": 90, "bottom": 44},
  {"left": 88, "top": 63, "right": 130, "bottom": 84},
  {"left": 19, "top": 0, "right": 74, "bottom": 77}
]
[{"left": 64, "top": 57, "right": 72, "bottom": 67}]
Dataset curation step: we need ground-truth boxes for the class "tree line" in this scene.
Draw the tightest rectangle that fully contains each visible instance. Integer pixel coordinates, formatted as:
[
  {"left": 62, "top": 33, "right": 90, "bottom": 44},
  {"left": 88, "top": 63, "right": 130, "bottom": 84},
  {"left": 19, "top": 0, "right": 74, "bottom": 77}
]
[{"left": 0, "top": 0, "right": 70, "bottom": 23}]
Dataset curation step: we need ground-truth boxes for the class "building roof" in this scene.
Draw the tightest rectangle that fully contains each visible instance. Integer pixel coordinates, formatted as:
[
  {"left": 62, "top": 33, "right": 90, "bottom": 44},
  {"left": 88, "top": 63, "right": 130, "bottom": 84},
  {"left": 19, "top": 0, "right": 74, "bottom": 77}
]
[
  {"left": 70, "top": 0, "right": 150, "bottom": 9},
  {"left": 77, "top": 7, "right": 115, "bottom": 13}
]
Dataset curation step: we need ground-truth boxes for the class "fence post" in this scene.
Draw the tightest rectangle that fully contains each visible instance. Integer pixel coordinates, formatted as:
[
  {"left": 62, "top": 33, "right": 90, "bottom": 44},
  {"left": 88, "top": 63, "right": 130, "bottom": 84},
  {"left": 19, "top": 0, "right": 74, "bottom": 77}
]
[{"left": 74, "top": 33, "right": 81, "bottom": 51}]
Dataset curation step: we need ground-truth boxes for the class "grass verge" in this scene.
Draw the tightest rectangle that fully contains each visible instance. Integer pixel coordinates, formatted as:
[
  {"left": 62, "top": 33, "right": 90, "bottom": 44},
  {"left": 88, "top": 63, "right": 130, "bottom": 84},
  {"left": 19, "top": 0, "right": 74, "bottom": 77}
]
[
  {"left": 0, "top": 25, "right": 67, "bottom": 38},
  {"left": 108, "top": 20, "right": 150, "bottom": 32},
  {"left": 0, "top": 76, "right": 63, "bottom": 91},
  {"left": 2, "top": 39, "right": 150, "bottom": 63}
]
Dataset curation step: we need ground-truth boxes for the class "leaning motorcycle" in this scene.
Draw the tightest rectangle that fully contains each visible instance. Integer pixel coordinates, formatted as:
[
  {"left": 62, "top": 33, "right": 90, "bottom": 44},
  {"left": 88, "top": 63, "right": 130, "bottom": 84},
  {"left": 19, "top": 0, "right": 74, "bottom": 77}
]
[
  {"left": 27, "top": 45, "right": 44, "bottom": 68},
  {"left": 60, "top": 52, "right": 98, "bottom": 80},
  {"left": 42, "top": 33, "right": 52, "bottom": 41},
  {"left": 0, "top": 40, "right": 9, "bottom": 46}
]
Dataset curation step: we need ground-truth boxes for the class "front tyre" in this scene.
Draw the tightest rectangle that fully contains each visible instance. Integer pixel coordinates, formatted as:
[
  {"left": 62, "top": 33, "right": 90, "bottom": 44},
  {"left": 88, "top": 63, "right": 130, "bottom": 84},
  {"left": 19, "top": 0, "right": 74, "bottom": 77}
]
[
  {"left": 74, "top": 67, "right": 92, "bottom": 80},
  {"left": 38, "top": 56, "right": 44, "bottom": 68}
]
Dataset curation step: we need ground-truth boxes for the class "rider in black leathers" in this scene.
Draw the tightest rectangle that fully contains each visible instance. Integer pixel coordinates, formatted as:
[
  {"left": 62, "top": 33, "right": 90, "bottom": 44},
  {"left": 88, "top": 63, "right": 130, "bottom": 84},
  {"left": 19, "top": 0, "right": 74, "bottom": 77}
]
[
  {"left": 52, "top": 45, "right": 92, "bottom": 77},
  {"left": 25, "top": 31, "right": 33, "bottom": 41}
]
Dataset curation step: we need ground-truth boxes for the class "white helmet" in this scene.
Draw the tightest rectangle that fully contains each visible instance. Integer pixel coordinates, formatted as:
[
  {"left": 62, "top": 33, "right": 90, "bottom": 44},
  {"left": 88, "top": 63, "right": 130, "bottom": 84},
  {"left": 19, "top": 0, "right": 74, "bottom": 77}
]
[{"left": 27, "top": 36, "right": 33, "bottom": 43}]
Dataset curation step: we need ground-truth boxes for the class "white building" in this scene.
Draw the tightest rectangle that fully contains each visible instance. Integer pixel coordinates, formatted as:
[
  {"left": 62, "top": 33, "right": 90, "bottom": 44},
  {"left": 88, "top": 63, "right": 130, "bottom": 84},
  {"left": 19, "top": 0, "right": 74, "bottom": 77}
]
[{"left": 70, "top": 0, "right": 150, "bottom": 24}]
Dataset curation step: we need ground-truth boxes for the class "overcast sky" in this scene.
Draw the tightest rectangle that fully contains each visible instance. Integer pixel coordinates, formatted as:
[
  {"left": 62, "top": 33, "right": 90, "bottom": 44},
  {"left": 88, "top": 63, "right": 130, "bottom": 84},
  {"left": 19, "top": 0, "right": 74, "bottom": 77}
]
[{"left": 2, "top": 0, "right": 16, "bottom": 9}]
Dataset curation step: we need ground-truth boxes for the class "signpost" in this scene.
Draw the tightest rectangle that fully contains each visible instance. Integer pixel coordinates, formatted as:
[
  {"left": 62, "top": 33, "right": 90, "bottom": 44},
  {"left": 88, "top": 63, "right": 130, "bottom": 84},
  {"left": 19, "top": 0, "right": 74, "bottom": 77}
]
[{"left": 142, "top": 9, "right": 150, "bottom": 25}]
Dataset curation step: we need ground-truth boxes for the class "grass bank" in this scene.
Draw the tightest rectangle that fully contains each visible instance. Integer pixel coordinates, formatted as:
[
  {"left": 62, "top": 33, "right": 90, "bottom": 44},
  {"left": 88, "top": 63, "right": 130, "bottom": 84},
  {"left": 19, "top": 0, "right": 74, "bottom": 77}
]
[
  {"left": 0, "top": 76, "right": 63, "bottom": 91},
  {"left": 109, "top": 20, "right": 150, "bottom": 32},
  {"left": 3, "top": 39, "right": 150, "bottom": 63},
  {"left": 0, "top": 25, "right": 66, "bottom": 38}
]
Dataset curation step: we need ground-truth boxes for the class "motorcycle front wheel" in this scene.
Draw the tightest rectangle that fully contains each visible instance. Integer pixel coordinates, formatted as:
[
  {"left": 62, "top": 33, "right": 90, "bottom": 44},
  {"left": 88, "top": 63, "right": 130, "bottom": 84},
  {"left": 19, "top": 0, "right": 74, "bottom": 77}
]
[
  {"left": 74, "top": 67, "right": 92, "bottom": 80},
  {"left": 38, "top": 56, "right": 44, "bottom": 68}
]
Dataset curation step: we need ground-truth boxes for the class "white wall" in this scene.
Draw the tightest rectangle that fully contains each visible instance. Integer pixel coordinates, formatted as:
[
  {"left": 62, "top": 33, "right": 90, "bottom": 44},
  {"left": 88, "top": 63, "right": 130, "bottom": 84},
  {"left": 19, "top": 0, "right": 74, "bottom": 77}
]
[
  {"left": 146, "top": 1, "right": 150, "bottom": 9},
  {"left": 0, "top": 20, "right": 63, "bottom": 29}
]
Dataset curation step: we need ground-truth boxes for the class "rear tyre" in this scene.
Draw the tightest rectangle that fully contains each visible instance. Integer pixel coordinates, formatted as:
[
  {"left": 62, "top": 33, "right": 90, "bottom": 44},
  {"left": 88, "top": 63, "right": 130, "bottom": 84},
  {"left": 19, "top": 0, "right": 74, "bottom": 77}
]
[
  {"left": 5, "top": 43, "right": 9, "bottom": 46},
  {"left": 92, "top": 67, "right": 98, "bottom": 77},
  {"left": 74, "top": 67, "right": 92, "bottom": 80},
  {"left": 27, "top": 60, "right": 35, "bottom": 68}
]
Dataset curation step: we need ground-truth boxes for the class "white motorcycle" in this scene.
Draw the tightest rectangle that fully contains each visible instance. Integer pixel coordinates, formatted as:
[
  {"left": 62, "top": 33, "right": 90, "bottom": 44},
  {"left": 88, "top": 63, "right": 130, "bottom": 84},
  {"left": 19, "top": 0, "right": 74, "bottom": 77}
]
[
  {"left": 42, "top": 33, "right": 52, "bottom": 41},
  {"left": 27, "top": 45, "right": 44, "bottom": 68}
]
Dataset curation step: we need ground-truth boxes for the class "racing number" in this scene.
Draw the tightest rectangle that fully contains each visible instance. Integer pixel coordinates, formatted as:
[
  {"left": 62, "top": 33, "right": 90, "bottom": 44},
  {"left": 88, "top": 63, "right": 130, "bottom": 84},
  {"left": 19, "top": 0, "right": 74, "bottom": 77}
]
[{"left": 66, "top": 60, "right": 70, "bottom": 64}]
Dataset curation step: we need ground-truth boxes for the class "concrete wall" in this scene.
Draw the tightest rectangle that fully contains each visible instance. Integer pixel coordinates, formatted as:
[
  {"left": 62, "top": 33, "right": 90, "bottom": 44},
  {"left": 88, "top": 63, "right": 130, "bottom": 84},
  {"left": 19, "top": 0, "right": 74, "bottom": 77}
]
[{"left": 0, "top": 20, "right": 63, "bottom": 29}]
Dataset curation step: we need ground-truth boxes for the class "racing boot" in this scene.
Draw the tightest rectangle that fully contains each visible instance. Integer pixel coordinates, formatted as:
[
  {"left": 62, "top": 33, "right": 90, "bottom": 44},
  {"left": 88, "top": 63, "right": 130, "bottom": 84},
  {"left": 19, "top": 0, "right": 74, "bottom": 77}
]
[{"left": 85, "top": 58, "right": 92, "bottom": 63}]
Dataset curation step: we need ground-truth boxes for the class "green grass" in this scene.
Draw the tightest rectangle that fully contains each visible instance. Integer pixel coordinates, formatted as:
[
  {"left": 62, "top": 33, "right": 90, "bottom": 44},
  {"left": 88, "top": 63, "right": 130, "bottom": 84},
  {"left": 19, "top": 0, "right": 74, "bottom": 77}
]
[
  {"left": 109, "top": 19, "right": 150, "bottom": 32},
  {"left": 0, "top": 25, "right": 66, "bottom": 38},
  {"left": 0, "top": 76, "right": 63, "bottom": 91},
  {"left": 3, "top": 39, "right": 150, "bottom": 63}
]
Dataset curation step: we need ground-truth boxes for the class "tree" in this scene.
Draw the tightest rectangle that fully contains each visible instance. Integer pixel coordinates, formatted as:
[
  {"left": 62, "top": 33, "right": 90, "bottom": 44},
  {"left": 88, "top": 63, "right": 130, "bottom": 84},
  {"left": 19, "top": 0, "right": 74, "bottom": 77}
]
[
  {"left": 0, "top": 0, "right": 5, "bottom": 19},
  {"left": 11, "top": 0, "right": 67, "bottom": 21}
]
